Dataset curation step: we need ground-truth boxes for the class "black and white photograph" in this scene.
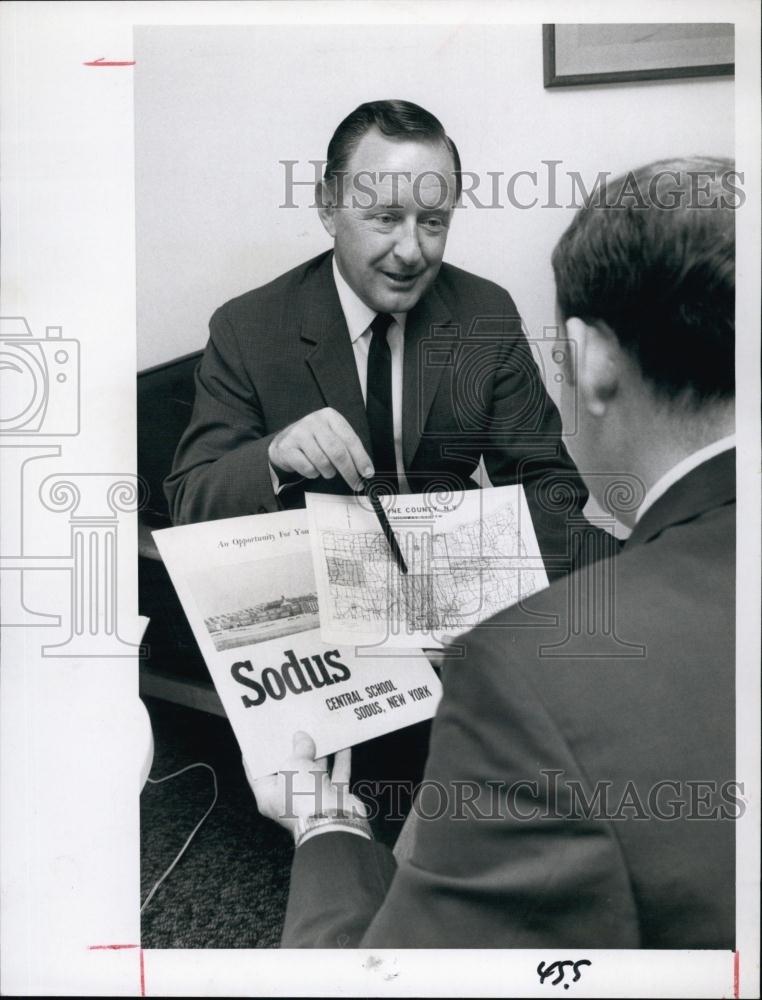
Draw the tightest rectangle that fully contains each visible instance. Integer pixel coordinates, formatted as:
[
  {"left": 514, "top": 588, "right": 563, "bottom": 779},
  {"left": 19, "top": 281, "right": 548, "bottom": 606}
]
[
  {"left": 189, "top": 557, "right": 319, "bottom": 652},
  {"left": 0, "top": 1, "right": 760, "bottom": 997}
]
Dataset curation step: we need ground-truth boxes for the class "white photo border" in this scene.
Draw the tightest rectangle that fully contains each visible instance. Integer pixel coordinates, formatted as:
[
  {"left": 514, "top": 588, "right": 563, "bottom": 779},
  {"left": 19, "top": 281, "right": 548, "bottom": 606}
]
[{"left": 0, "top": 1, "right": 759, "bottom": 996}]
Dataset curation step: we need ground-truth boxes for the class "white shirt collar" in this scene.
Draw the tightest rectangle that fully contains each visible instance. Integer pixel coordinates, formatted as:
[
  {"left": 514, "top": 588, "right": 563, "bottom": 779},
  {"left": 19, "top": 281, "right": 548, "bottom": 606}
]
[
  {"left": 332, "top": 255, "right": 406, "bottom": 342},
  {"left": 635, "top": 433, "right": 736, "bottom": 523}
]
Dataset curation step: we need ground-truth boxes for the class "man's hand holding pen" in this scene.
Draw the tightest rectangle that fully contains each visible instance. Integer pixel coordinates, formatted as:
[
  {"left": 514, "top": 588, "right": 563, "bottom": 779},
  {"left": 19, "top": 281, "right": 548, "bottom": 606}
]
[
  {"left": 269, "top": 406, "right": 407, "bottom": 573},
  {"left": 268, "top": 407, "right": 373, "bottom": 492}
]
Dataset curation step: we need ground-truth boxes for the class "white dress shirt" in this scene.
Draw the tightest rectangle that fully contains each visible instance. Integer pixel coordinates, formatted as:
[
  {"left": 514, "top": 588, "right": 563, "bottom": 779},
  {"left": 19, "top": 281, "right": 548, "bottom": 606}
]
[
  {"left": 331, "top": 256, "right": 411, "bottom": 493},
  {"left": 270, "top": 255, "right": 413, "bottom": 494},
  {"left": 635, "top": 433, "right": 736, "bottom": 523}
]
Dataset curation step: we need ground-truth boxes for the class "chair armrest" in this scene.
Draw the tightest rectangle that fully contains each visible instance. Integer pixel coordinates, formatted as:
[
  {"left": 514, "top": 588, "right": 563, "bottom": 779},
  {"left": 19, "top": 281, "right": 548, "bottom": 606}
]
[{"left": 138, "top": 517, "right": 162, "bottom": 561}]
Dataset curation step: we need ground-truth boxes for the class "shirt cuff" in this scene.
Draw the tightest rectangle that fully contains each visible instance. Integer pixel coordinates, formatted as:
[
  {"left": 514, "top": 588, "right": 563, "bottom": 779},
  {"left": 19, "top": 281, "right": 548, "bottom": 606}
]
[
  {"left": 269, "top": 460, "right": 304, "bottom": 496},
  {"left": 296, "top": 824, "right": 373, "bottom": 848}
]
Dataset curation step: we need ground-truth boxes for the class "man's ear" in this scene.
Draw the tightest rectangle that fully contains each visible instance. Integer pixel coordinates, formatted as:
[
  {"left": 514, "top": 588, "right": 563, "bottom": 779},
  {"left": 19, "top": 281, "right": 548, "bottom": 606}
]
[
  {"left": 565, "top": 317, "right": 620, "bottom": 417},
  {"left": 316, "top": 180, "right": 336, "bottom": 237}
]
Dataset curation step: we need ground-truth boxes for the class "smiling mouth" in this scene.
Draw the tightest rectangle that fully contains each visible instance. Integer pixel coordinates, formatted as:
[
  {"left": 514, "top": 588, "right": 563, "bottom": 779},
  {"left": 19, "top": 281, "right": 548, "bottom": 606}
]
[{"left": 382, "top": 271, "right": 423, "bottom": 284}]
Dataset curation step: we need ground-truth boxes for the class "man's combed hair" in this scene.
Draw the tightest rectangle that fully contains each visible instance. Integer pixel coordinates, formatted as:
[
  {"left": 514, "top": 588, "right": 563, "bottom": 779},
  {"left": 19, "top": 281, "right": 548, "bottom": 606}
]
[
  {"left": 552, "top": 157, "right": 736, "bottom": 405},
  {"left": 325, "top": 99, "right": 462, "bottom": 199}
]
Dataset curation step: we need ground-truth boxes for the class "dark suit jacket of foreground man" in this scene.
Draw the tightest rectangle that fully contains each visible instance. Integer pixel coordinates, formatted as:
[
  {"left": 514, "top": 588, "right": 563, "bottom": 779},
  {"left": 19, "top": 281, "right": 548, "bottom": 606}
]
[
  {"left": 282, "top": 450, "right": 736, "bottom": 948},
  {"left": 165, "top": 251, "right": 608, "bottom": 576}
]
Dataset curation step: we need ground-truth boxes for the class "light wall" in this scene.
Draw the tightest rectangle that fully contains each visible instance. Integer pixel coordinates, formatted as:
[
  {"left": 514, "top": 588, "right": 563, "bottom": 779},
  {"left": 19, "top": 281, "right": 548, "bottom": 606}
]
[{"left": 135, "top": 22, "right": 734, "bottom": 395}]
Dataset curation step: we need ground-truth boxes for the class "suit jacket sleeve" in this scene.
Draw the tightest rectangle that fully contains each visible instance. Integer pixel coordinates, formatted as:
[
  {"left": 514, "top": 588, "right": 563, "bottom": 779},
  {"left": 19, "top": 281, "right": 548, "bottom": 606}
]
[
  {"left": 282, "top": 833, "right": 397, "bottom": 948},
  {"left": 281, "top": 625, "right": 640, "bottom": 948},
  {"left": 480, "top": 323, "right": 621, "bottom": 576},
  {"left": 164, "top": 305, "right": 281, "bottom": 524}
]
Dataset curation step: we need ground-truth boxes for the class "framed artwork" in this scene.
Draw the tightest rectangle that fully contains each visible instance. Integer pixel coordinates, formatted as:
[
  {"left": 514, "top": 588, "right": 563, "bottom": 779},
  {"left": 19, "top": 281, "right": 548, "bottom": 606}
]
[{"left": 543, "top": 23, "right": 734, "bottom": 87}]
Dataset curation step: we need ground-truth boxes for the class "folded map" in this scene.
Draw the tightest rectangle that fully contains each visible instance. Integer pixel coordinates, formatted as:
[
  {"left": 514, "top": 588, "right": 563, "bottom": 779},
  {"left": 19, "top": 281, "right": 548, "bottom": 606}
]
[{"left": 305, "top": 484, "right": 549, "bottom": 648}]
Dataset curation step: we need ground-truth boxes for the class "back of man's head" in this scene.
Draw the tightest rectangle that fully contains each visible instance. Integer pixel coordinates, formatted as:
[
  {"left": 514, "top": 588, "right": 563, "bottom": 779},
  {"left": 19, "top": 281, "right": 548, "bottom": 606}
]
[
  {"left": 552, "top": 157, "right": 736, "bottom": 408},
  {"left": 324, "top": 99, "right": 462, "bottom": 199}
]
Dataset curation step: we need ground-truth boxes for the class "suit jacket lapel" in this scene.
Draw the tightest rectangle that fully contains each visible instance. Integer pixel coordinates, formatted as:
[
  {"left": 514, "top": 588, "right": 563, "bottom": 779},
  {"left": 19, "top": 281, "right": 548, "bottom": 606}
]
[
  {"left": 625, "top": 449, "right": 736, "bottom": 549},
  {"left": 402, "top": 282, "right": 452, "bottom": 469},
  {"left": 299, "top": 255, "right": 372, "bottom": 457}
]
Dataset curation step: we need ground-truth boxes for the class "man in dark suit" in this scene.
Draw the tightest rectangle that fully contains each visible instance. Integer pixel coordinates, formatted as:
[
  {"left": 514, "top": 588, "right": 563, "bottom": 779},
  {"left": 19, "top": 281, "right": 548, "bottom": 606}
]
[
  {"left": 248, "top": 157, "right": 737, "bottom": 948},
  {"left": 165, "top": 100, "right": 609, "bottom": 579}
]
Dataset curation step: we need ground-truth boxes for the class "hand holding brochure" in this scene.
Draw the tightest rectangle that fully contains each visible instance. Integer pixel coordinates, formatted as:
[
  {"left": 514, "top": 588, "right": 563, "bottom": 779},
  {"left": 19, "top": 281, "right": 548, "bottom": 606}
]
[{"left": 153, "top": 510, "right": 442, "bottom": 779}]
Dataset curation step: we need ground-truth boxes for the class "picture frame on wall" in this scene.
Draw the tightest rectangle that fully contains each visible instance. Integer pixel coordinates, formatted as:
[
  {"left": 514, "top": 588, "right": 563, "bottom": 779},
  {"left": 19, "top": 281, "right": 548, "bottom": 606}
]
[{"left": 543, "top": 23, "right": 734, "bottom": 88}]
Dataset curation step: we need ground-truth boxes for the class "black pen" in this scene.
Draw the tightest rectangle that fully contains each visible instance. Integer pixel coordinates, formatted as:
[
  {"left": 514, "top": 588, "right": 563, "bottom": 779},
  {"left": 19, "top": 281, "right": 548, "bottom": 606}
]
[{"left": 362, "top": 481, "right": 408, "bottom": 574}]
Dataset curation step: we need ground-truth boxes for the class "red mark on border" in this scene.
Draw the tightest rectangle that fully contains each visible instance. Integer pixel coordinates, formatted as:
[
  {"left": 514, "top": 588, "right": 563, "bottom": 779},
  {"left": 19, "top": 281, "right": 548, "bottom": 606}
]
[
  {"left": 88, "top": 943, "right": 139, "bottom": 950},
  {"left": 733, "top": 950, "right": 739, "bottom": 999},
  {"left": 83, "top": 57, "right": 136, "bottom": 67},
  {"left": 88, "top": 944, "right": 145, "bottom": 995}
]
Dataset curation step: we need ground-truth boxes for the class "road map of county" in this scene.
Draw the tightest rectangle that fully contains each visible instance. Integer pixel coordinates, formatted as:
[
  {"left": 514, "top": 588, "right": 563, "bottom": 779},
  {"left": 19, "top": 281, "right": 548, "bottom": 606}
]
[{"left": 319, "top": 502, "right": 548, "bottom": 636}]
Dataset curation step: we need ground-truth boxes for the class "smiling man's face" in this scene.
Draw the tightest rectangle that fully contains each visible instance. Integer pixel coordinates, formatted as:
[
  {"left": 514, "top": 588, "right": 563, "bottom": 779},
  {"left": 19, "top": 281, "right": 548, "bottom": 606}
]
[{"left": 318, "top": 126, "right": 458, "bottom": 314}]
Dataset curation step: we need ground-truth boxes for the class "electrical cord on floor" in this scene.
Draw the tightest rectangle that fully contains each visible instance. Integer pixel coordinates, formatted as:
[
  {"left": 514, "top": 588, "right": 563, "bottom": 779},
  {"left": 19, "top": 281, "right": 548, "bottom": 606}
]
[{"left": 140, "top": 762, "right": 218, "bottom": 913}]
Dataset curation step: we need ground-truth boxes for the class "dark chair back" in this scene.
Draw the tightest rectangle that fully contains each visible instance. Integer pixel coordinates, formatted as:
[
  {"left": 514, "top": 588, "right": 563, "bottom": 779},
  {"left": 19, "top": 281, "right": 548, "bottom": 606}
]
[
  {"left": 137, "top": 350, "right": 202, "bottom": 528},
  {"left": 137, "top": 351, "right": 212, "bottom": 689}
]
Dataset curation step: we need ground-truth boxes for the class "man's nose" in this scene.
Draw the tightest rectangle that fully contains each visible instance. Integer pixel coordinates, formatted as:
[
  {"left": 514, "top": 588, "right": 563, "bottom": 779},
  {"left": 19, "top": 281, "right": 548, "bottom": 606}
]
[{"left": 392, "top": 223, "right": 424, "bottom": 268}]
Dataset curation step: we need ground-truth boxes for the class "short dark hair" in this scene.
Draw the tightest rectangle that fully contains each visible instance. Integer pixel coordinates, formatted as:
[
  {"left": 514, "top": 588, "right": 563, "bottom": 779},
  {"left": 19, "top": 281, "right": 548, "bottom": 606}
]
[
  {"left": 324, "top": 99, "right": 462, "bottom": 200},
  {"left": 552, "top": 157, "right": 735, "bottom": 404}
]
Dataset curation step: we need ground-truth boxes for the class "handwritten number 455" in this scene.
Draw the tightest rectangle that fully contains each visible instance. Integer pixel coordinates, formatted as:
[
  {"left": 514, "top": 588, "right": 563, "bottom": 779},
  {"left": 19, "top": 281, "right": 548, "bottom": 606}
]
[{"left": 537, "top": 959, "right": 592, "bottom": 989}]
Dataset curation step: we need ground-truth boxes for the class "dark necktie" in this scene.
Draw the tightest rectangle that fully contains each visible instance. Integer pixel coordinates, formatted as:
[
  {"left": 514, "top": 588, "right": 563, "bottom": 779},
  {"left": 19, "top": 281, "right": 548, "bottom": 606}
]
[{"left": 366, "top": 312, "right": 399, "bottom": 494}]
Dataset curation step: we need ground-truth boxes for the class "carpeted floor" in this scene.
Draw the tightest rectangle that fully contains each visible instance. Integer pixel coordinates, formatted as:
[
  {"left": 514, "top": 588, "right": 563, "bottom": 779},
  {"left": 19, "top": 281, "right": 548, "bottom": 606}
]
[{"left": 140, "top": 697, "right": 293, "bottom": 948}]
